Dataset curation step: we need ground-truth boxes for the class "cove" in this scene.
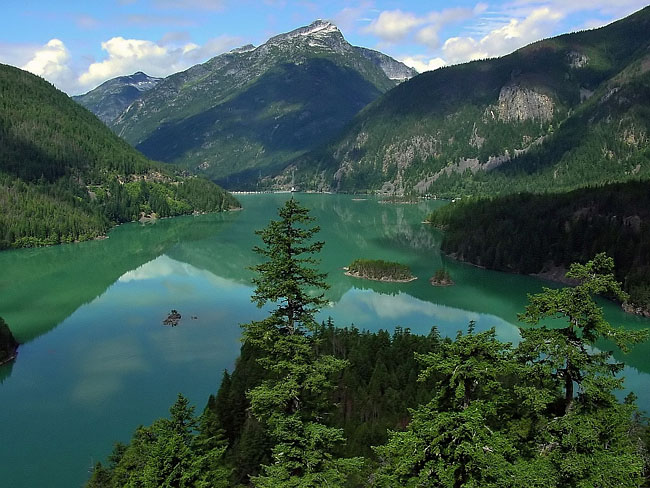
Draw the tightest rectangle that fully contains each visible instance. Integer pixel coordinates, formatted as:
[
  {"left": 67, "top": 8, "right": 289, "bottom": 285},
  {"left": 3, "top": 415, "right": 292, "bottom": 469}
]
[{"left": 1, "top": 193, "right": 649, "bottom": 488}]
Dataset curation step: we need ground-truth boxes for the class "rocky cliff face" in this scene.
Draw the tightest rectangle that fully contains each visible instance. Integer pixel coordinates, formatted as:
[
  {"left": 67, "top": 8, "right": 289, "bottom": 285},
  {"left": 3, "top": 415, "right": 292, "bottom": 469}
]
[
  {"left": 286, "top": 6, "right": 650, "bottom": 196},
  {"left": 493, "top": 84, "right": 554, "bottom": 123}
]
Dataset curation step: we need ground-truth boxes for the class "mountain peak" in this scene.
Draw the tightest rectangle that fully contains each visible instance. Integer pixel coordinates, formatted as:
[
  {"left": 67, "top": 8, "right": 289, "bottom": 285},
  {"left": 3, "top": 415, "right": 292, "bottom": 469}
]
[
  {"left": 230, "top": 44, "right": 256, "bottom": 54},
  {"left": 266, "top": 19, "right": 341, "bottom": 45}
]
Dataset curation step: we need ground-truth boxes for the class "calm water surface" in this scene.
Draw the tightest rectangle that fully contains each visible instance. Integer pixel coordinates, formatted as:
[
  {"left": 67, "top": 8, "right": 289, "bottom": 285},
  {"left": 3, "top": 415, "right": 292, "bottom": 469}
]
[{"left": 1, "top": 193, "right": 649, "bottom": 487}]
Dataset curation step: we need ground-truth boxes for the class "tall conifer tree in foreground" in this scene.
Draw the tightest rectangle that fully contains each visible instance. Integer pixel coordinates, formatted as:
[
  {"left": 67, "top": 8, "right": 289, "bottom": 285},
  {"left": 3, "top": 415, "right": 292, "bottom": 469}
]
[
  {"left": 374, "top": 254, "right": 648, "bottom": 487},
  {"left": 517, "top": 252, "right": 648, "bottom": 486},
  {"left": 243, "top": 198, "right": 362, "bottom": 487}
]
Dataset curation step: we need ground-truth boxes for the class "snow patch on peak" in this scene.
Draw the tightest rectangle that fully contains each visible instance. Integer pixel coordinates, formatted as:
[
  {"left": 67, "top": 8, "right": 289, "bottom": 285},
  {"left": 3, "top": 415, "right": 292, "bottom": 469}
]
[
  {"left": 267, "top": 19, "right": 341, "bottom": 45},
  {"left": 300, "top": 20, "right": 339, "bottom": 36}
]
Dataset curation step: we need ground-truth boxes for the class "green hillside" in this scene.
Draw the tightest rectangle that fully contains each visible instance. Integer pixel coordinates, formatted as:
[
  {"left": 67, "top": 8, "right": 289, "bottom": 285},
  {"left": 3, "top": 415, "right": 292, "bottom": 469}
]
[
  {"left": 287, "top": 6, "right": 650, "bottom": 195},
  {"left": 0, "top": 64, "right": 238, "bottom": 249},
  {"left": 427, "top": 181, "right": 650, "bottom": 313}
]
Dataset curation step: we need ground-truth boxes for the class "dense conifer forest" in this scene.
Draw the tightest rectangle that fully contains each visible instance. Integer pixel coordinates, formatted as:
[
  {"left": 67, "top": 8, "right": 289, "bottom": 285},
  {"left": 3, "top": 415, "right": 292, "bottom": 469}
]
[
  {"left": 0, "top": 64, "right": 239, "bottom": 249},
  {"left": 427, "top": 181, "right": 650, "bottom": 312},
  {"left": 87, "top": 201, "right": 650, "bottom": 487}
]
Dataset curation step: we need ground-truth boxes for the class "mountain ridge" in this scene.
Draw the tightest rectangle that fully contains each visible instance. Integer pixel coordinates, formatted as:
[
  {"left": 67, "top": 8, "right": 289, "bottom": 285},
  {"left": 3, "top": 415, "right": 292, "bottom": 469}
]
[
  {"left": 281, "top": 6, "right": 650, "bottom": 195},
  {"left": 76, "top": 20, "right": 416, "bottom": 187},
  {"left": 73, "top": 71, "right": 162, "bottom": 124}
]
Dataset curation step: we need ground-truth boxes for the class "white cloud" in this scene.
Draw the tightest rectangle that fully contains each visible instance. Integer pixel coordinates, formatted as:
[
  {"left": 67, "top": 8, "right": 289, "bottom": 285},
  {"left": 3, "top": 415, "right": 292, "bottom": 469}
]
[
  {"left": 0, "top": 42, "right": 42, "bottom": 68},
  {"left": 400, "top": 55, "right": 447, "bottom": 73},
  {"left": 509, "top": 0, "right": 647, "bottom": 18},
  {"left": 76, "top": 34, "right": 239, "bottom": 93},
  {"left": 21, "top": 39, "right": 75, "bottom": 92},
  {"left": 442, "top": 7, "right": 563, "bottom": 64},
  {"left": 364, "top": 6, "right": 478, "bottom": 48},
  {"left": 5, "top": 33, "right": 240, "bottom": 95},
  {"left": 364, "top": 10, "right": 423, "bottom": 42},
  {"left": 415, "top": 25, "right": 440, "bottom": 48}
]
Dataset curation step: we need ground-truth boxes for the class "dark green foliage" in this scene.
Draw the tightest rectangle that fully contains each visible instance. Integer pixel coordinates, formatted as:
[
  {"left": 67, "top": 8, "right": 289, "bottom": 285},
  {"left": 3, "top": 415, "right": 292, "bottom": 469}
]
[
  {"left": 250, "top": 198, "right": 329, "bottom": 333},
  {"left": 0, "top": 317, "right": 18, "bottom": 364},
  {"left": 243, "top": 198, "right": 362, "bottom": 486},
  {"left": 426, "top": 181, "right": 650, "bottom": 310},
  {"left": 347, "top": 259, "right": 414, "bottom": 281},
  {"left": 374, "top": 257, "right": 648, "bottom": 487},
  {"left": 518, "top": 253, "right": 648, "bottom": 414},
  {"left": 374, "top": 327, "right": 522, "bottom": 487},
  {"left": 0, "top": 64, "right": 238, "bottom": 249},
  {"left": 203, "top": 323, "right": 444, "bottom": 483},
  {"left": 85, "top": 394, "right": 230, "bottom": 487}
]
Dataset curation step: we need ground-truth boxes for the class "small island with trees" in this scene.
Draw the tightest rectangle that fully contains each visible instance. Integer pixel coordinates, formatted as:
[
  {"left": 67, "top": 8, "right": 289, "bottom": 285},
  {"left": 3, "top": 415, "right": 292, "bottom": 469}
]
[
  {"left": 345, "top": 259, "right": 416, "bottom": 282},
  {"left": 0, "top": 317, "right": 19, "bottom": 366},
  {"left": 430, "top": 268, "right": 454, "bottom": 286}
]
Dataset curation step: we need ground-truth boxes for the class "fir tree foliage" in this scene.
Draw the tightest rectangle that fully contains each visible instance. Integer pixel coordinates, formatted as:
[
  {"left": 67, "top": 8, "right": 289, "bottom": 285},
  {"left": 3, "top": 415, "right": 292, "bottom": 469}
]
[
  {"left": 244, "top": 198, "right": 363, "bottom": 487},
  {"left": 374, "top": 326, "right": 520, "bottom": 487},
  {"left": 374, "top": 255, "right": 648, "bottom": 487},
  {"left": 518, "top": 253, "right": 648, "bottom": 414},
  {"left": 85, "top": 394, "right": 230, "bottom": 488},
  {"left": 250, "top": 198, "right": 328, "bottom": 334}
]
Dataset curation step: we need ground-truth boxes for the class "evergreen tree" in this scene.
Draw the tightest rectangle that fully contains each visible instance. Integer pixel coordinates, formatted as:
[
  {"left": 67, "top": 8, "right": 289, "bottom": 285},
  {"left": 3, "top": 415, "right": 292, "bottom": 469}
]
[
  {"left": 518, "top": 253, "right": 648, "bottom": 414},
  {"left": 85, "top": 394, "right": 229, "bottom": 488},
  {"left": 516, "top": 253, "right": 648, "bottom": 486},
  {"left": 373, "top": 326, "right": 522, "bottom": 487},
  {"left": 373, "top": 255, "right": 649, "bottom": 487},
  {"left": 243, "top": 198, "right": 363, "bottom": 487}
]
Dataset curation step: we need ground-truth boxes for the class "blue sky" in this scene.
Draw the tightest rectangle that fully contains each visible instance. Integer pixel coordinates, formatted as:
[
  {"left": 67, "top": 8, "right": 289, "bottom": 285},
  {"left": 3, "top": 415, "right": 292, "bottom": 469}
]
[{"left": 0, "top": 0, "right": 647, "bottom": 95}]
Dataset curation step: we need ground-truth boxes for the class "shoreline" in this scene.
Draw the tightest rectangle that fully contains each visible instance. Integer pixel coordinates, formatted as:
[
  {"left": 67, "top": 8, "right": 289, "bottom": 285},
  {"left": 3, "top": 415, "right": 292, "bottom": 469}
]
[
  {"left": 442, "top": 252, "right": 650, "bottom": 317},
  {"left": 1, "top": 206, "right": 241, "bottom": 253}
]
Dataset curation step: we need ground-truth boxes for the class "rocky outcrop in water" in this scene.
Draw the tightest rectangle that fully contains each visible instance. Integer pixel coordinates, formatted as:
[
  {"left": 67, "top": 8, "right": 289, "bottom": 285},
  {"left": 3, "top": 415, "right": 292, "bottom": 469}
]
[
  {"left": 0, "top": 317, "right": 18, "bottom": 365},
  {"left": 163, "top": 310, "right": 182, "bottom": 326}
]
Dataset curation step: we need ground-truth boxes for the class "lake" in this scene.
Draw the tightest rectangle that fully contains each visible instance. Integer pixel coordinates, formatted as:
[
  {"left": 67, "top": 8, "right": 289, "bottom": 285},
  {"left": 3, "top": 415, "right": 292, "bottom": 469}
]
[{"left": 1, "top": 193, "right": 649, "bottom": 487}]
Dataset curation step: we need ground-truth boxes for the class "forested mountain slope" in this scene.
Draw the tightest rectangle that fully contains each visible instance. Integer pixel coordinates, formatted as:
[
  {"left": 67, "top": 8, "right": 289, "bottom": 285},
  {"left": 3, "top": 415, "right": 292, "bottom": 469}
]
[
  {"left": 427, "top": 180, "right": 650, "bottom": 313},
  {"left": 100, "top": 20, "right": 415, "bottom": 187},
  {"left": 286, "top": 6, "right": 650, "bottom": 195},
  {"left": 0, "top": 64, "right": 238, "bottom": 249}
]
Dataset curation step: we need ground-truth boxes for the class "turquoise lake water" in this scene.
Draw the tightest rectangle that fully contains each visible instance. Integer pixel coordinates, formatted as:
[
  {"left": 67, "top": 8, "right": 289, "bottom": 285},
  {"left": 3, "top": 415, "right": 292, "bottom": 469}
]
[{"left": 1, "top": 193, "right": 648, "bottom": 487}]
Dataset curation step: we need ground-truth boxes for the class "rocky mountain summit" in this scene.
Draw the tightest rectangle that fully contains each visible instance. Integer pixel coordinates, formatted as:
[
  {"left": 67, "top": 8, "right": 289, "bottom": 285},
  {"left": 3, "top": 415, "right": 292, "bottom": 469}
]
[
  {"left": 73, "top": 71, "right": 161, "bottom": 124},
  {"left": 77, "top": 20, "right": 415, "bottom": 187}
]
